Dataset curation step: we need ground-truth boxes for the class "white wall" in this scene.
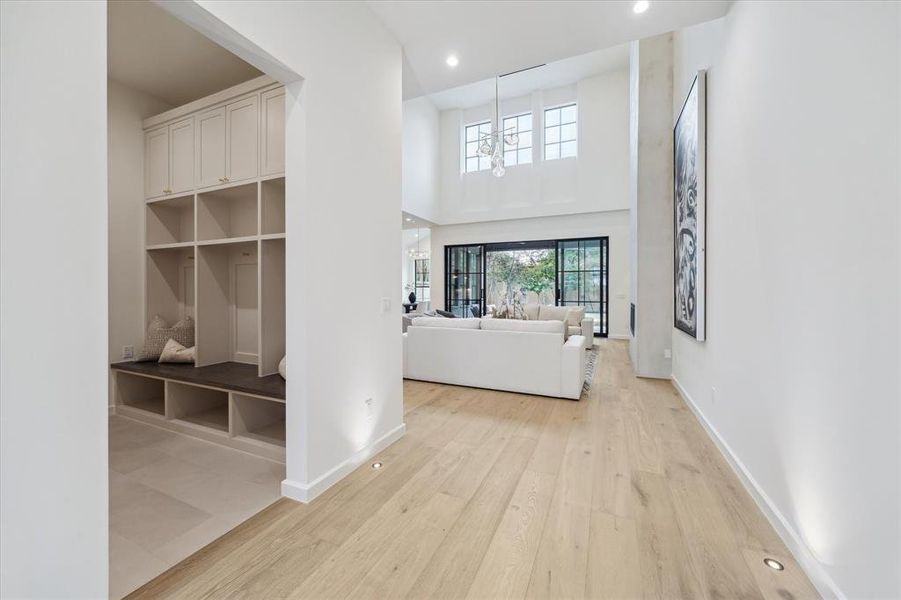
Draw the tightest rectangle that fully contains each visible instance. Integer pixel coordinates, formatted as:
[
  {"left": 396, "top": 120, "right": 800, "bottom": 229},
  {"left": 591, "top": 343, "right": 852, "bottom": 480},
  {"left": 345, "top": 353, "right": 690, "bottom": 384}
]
[
  {"left": 108, "top": 80, "right": 172, "bottom": 365},
  {"left": 195, "top": 0, "right": 404, "bottom": 501},
  {"left": 0, "top": 2, "right": 109, "bottom": 597},
  {"left": 403, "top": 97, "right": 440, "bottom": 223},
  {"left": 430, "top": 211, "right": 630, "bottom": 338},
  {"left": 671, "top": 5, "right": 899, "bottom": 599},
  {"left": 437, "top": 70, "right": 629, "bottom": 225}
]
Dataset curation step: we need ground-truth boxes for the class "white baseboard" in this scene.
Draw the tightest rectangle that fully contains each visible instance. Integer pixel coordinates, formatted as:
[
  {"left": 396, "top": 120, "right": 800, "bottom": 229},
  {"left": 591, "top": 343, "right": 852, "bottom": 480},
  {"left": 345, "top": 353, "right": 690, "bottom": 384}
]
[
  {"left": 281, "top": 422, "right": 406, "bottom": 504},
  {"left": 608, "top": 333, "right": 630, "bottom": 340},
  {"left": 671, "top": 376, "right": 845, "bottom": 600}
]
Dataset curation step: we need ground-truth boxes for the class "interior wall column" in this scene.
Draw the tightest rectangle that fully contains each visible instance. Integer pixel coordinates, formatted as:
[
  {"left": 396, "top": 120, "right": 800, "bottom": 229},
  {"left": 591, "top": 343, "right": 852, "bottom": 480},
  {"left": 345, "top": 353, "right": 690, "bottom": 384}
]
[{"left": 628, "top": 32, "right": 674, "bottom": 378}]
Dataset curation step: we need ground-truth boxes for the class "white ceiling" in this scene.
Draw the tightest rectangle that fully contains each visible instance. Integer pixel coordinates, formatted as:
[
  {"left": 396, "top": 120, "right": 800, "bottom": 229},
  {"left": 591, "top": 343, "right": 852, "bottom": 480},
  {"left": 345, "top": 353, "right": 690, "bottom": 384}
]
[
  {"left": 427, "top": 44, "right": 629, "bottom": 111},
  {"left": 367, "top": 0, "right": 731, "bottom": 100},
  {"left": 108, "top": 0, "right": 262, "bottom": 106},
  {"left": 402, "top": 211, "right": 436, "bottom": 230}
]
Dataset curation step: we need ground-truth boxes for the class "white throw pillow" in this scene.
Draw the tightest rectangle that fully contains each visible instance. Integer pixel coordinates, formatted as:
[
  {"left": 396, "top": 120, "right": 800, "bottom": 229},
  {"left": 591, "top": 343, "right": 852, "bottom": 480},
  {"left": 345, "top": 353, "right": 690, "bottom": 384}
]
[
  {"left": 158, "top": 338, "right": 195, "bottom": 363},
  {"left": 522, "top": 303, "right": 540, "bottom": 321},
  {"left": 538, "top": 305, "right": 569, "bottom": 322},
  {"left": 566, "top": 306, "right": 586, "bottom": 326},
  {"left": 278, "top": 356, "right": 286, "bottom": 379}
]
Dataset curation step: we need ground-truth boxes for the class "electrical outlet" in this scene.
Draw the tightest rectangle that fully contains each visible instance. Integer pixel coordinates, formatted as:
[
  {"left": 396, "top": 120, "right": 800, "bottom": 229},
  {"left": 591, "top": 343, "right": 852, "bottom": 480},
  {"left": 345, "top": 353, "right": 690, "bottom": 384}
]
[
  {"left": 664, "top": 348, "right": 672, "bottom": 359},
  {"left": 381, "top": 298, "right": 391, "bottom": 313},
  {"left": 711, "top": 386, "right": 717, "bottom": 404},
  {"left": 122, "top": 345, "right": 134, "bottom": 360},
  {"left": 364, "top": 397, "right": 374, "bottom": 421}
]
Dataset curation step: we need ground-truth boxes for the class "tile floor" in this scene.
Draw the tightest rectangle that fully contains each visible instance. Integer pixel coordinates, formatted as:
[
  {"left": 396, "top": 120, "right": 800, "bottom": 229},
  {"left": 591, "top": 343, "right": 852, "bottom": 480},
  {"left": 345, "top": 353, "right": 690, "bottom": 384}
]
[{"left": 109, "top": 415, "right": 284, "bottom": 599}]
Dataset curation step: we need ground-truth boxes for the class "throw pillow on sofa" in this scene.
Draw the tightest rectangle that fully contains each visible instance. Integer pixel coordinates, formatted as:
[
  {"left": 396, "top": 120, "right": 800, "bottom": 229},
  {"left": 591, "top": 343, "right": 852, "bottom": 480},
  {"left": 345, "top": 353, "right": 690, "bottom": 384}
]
[
  {"left": 137, "top": 315, "right": 195, "bottom": 361},
  {"left": 566, "top": 306, "right": 586, "bottom": 326},
  {"left": 538, "top": 305, "right": 570, "bottom": 322}
]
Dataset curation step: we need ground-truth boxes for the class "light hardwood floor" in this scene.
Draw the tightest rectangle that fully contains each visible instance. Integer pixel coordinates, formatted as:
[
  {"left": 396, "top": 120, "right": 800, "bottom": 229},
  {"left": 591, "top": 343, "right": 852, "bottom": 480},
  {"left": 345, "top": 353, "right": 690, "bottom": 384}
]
[{"left": 128, "top": 340, "right": 819, "bottom": 599}]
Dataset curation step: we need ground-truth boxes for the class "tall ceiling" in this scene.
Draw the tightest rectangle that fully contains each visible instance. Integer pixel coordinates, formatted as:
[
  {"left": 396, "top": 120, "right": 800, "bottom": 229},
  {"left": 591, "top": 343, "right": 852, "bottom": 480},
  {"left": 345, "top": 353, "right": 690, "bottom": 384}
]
[
  {"left": 427, "top": 44, "right": 630, "bottom": 111},
  {"left": 367, "top": 0, "right": 731, "bottom": 100},
  {"left": 108, "top": 0, "right": 262, "bottom": 106}
]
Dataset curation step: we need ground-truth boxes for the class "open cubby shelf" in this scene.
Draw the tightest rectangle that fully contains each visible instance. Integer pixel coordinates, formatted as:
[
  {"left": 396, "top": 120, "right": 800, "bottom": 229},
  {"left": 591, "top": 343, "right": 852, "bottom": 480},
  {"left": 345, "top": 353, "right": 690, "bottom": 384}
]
[
  {"left": 261, "top": 177, "right": 285, "bottom": 235},
  {"left": 197, "top": 182, "right": 258, "bottom": 241},
  {"left": 116, "top": 372, "right": 165, "bottom": 416},
  {"left": 146, "top": 194, "right": 195, "bottom": 245},
  {"left": 233, "top": 393, "right": 285, "bottom": 448}
]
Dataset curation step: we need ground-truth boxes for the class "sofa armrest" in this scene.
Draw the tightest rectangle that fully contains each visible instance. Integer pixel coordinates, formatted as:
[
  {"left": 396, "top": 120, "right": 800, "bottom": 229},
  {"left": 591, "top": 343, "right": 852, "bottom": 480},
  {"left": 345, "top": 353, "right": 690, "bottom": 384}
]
[
  {"left": 580, "top": 318, "right": 594, "bottom": 348},
  {"left": 561, "top": 335, "right": 586, "bottom": 399}
]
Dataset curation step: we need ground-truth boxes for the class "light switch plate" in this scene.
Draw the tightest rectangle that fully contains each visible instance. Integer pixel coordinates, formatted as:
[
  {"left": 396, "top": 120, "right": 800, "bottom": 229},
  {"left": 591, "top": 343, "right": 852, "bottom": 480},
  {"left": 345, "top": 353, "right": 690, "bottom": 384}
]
[{"left": 381, "top": 298, "right": 391, "bottom": 313}]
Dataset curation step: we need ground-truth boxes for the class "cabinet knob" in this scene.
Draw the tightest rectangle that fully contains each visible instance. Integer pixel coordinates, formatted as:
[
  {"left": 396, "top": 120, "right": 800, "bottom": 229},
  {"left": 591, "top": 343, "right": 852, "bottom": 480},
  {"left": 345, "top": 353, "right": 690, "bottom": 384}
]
[{"left": 163, "top": 188, "right": 172, "bottom": 194}]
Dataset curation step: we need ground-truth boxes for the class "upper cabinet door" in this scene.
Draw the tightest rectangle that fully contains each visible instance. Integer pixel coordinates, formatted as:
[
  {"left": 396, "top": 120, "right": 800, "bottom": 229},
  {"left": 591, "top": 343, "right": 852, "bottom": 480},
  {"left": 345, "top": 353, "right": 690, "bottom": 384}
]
[
  {"left": 196, "top": 107, "right": 226, "bottom": 189},
  {"left": 260, "top": 89, "right": 285, "bottom": 176},
  {"left": 144, "top": 126, "right": 169, "bottom": 199},
  {"left": 168, "top": 118, "right": 194, "bottom": 194},
  {"left": 226, "top": 96, "right": 259, "bottom": 183}
]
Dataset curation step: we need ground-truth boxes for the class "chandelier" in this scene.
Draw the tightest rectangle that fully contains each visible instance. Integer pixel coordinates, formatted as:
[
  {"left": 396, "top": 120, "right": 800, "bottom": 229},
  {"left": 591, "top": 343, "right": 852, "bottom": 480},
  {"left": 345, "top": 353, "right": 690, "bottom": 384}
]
[{"left": 477, "top": 76, "right": 518, "bottom": 178}]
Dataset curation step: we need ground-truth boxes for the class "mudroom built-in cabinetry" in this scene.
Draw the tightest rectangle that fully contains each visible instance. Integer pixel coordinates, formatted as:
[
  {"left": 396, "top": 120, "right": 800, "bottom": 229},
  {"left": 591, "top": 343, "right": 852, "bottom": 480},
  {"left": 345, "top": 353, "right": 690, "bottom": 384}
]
[{"left": 112, "top": 75, "right": 288, "bottom": 463}]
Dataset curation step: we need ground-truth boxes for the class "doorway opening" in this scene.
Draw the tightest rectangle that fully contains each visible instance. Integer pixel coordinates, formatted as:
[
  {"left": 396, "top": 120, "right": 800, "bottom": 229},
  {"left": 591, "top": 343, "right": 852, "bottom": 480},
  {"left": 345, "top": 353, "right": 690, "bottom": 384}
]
[{"left": 444, "top": 237, "right": 609, "bottom": 336}]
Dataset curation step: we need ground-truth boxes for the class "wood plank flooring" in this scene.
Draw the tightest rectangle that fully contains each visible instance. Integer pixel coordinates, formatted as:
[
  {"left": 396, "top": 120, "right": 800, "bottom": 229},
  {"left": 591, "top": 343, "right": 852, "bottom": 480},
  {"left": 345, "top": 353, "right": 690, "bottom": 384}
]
[{"left": 127, "top": 340, "right": 819, "bottom": 599}]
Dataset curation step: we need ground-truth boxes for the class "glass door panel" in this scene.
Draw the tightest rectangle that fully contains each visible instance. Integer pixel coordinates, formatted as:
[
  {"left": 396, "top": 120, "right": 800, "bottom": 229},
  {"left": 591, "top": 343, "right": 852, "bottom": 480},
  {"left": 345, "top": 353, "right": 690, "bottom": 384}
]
[
  {"left": 556, "top": 238, "right": 608, "bottom": 336},
  {"left": 446, "top": 244, "right": 483, "bottom": 317}
]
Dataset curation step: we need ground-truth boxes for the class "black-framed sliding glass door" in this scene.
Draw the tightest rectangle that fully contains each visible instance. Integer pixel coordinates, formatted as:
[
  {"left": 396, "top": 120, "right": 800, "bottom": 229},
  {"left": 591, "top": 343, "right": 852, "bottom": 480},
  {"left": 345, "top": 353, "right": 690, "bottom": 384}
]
[
  {"left": 556, "top": 238, "right": 608, "bottom": 336},
  {"left": 445, "top": 245, "right": 483, "bottom": 317},
  {"left": 444, "top": 236, "right": 609, "bottom": 336}
]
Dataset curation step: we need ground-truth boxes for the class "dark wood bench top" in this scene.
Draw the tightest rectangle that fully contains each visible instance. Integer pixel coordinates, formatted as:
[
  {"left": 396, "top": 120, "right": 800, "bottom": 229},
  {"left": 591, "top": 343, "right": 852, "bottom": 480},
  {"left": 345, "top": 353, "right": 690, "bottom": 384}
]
[{"left": 111, "top": 361, "right": 285, "bottom": 400}]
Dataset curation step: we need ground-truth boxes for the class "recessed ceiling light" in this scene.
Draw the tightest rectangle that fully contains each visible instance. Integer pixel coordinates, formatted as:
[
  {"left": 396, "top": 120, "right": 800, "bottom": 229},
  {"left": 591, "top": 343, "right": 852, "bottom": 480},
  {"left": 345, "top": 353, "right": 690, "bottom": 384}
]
[
  {"left": 446, "top": 54, "right": 459, "bottom": 68},
  {"left": 405, "top": 217, "right": 412, "bottom": 222},
  {"left": 633, "top": 1, "right": 649, "bottom": 14},
  {"left": 763, "top": 558, "right": 785, "bottom": 571},
  {"left": 371, "top": 461, "right": 383, "bottom": 470}
]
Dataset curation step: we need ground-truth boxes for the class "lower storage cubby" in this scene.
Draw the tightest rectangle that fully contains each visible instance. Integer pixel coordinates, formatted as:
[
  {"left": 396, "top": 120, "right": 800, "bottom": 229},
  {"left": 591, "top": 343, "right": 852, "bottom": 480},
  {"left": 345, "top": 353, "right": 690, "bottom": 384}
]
[
  {"left": 231, "top": 394, "right": 285, "bottom": 461},
  {"left": 111, "top": 365, "right": 285, "bottom": 462},
  {"left": 116, "top": 372, "right": 165, "bottom": 417},
  {"left": 167, "top": 381, "right": 229, "bottom": 432}
]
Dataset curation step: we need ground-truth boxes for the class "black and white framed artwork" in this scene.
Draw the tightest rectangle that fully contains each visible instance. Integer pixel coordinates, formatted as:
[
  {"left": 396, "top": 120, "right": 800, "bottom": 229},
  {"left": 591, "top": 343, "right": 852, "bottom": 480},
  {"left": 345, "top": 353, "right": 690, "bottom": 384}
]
[{"left": 674, "top": 70, "right": 706, "bottom": 341}]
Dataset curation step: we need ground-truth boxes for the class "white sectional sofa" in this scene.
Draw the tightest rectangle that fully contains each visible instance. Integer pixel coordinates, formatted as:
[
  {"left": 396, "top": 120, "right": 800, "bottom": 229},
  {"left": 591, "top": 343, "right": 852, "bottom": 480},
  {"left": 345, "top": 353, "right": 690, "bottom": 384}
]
[{"left": 402, "top": 317, "right": 586, "bottom": 400}]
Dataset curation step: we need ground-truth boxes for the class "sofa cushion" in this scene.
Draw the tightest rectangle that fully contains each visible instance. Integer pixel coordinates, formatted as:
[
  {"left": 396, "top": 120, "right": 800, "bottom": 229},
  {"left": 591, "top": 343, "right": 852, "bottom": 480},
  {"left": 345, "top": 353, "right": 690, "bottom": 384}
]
[
  {"left": 411, "top": 316, "right": 481, "bottom": 329},
  {"left": 480, "top": 318, "right": 565, "bottom": 336},
  {"left": 538, "top": 305, "right": 569, "bottom": 322},
  {"left": 567, "top": 325, "right": 583, "bottom": 336},
  {"left": 522, "top": 303, "right": 540, "bottom": 321},
  {"left": 566, "top": 306, "right": 586, "bottom": 326}
]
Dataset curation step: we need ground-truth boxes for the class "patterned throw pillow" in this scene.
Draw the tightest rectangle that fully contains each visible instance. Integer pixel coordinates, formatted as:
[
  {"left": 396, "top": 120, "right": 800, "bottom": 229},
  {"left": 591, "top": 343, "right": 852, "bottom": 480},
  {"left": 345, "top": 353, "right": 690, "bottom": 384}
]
[
  {"left": 136, "top": 315, "right": 195, "bottom": 362},
  {"left": 158, "top": 338, "right": 195, "bottom": 363}
]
